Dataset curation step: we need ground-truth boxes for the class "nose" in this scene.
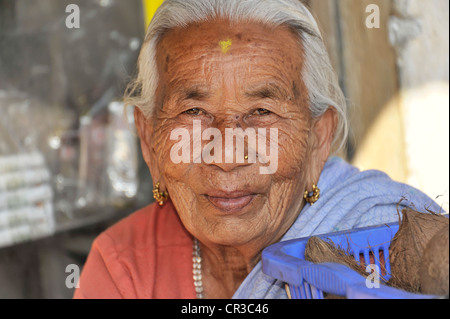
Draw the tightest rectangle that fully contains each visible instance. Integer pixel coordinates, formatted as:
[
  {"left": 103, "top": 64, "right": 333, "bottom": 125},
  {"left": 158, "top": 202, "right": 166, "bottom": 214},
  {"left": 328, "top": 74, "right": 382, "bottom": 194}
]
[{"left": 204, "top": 117, "right": 254, "bottom": 172}]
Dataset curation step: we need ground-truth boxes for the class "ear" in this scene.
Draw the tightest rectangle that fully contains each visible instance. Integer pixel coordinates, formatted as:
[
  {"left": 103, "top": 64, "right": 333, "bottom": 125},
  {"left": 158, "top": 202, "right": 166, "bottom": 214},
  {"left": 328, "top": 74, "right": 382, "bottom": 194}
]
[
  {"left": 309, "top": 107, "right": 338, "bottom": 174},
  {"left": 134, "top": 107, "right": 161, "bottom": 184}
]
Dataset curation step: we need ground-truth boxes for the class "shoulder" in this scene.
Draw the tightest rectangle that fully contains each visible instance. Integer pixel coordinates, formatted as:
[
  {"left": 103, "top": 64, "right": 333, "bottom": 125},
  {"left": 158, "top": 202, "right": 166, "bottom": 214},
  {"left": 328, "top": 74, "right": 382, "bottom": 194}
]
[
  {"left": 75, "top": 201, "right": 193, "bottom": 299},
  {"left": 100, "top": 201, "right": 192, "bottom": 254},
  {"left": 316, "top": 157, "right": 443, "bottom": 229}
]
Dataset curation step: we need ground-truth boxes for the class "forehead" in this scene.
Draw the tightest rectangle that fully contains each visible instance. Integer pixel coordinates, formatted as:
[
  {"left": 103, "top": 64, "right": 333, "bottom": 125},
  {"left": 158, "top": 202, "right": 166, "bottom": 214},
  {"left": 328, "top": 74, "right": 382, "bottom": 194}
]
[
  {"left": 158, "top": 19, "right": 300, "bottom": 49},
  {"left": 155, "top": 19, "right": 305, "bottom": 81}
]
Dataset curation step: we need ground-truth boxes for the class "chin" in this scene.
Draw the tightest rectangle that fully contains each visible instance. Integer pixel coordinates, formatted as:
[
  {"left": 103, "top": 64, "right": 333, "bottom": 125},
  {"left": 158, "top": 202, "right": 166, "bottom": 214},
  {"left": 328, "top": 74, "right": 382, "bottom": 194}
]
[{"left": 197, "top": 210, "right": 268, "bottom": 247}]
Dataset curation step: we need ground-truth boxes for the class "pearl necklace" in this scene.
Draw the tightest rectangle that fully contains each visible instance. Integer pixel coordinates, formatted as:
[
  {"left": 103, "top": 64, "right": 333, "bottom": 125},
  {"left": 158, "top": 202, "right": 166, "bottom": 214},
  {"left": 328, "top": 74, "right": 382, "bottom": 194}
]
[{"left": 192, "top": 238, "right": 204, "bottom": 299}]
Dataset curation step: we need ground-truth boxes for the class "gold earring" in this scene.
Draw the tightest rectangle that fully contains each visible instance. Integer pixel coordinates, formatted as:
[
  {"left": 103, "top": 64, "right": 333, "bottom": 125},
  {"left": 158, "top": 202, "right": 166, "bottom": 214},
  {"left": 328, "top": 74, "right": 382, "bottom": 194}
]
[
  {"left": 304, "top": 184, "right": 320, "bottom": 205},
  {"left": 153, "top": 182, "right": 168, "bottom": 206}
]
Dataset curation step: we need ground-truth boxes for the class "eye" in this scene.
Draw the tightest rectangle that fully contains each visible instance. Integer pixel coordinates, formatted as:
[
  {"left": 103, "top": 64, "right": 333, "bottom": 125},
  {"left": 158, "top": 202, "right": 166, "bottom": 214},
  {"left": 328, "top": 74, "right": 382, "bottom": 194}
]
[
  {"left": 183, "top": 108, "right": 205, "bottom": 116},
  {"left": 253, "top": 108, "right": 272, "bottom": 116}
]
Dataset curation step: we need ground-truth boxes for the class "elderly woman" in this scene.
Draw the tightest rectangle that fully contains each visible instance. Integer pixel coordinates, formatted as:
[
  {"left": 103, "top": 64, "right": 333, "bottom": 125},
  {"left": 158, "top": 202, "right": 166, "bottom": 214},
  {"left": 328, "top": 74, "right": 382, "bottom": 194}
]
[{"left": 74, "top": 0, "right": 442, "bottom": 299}]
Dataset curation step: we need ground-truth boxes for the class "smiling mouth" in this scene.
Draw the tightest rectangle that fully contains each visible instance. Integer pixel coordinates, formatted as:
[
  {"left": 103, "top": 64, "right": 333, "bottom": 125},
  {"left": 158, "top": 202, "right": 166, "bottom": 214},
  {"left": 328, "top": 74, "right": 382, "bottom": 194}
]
[{"left": 205, "top": 191, "right": 257, "bottom": 213}]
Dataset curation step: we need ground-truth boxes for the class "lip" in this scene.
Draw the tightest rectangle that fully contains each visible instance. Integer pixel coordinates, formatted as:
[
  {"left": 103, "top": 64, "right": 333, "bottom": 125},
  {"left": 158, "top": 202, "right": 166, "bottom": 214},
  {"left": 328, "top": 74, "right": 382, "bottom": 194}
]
[{"left": 204, "top": 190, "right": 257, "bottom": 213}]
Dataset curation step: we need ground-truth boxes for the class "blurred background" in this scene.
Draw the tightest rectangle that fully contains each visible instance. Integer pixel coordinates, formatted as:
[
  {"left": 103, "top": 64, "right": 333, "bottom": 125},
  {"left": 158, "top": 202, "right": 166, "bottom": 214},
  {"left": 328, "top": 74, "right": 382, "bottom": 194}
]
[{"left": 0, "top": 0, "right": 448, "bottom": 298}]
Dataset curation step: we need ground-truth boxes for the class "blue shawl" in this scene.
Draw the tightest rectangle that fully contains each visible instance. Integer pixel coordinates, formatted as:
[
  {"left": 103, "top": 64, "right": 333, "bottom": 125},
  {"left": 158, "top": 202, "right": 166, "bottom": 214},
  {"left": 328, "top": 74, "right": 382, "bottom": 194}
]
[{"left": 232, "top": 157, "right": 444, "bottom": 299}]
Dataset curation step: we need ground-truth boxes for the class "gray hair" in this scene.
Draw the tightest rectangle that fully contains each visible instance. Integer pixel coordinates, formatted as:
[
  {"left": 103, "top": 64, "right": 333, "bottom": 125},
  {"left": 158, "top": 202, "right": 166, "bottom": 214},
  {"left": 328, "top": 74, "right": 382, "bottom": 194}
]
[{"left": 125, "top": 0, "right": 348, "bottom": 153}]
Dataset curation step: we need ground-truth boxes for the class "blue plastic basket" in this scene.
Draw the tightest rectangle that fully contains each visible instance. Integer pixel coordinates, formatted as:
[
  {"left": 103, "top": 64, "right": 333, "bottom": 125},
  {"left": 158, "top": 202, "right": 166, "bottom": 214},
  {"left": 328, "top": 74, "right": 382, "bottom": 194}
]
[{"left": 262, "top": 222, "right": 441, "bottom": 299}]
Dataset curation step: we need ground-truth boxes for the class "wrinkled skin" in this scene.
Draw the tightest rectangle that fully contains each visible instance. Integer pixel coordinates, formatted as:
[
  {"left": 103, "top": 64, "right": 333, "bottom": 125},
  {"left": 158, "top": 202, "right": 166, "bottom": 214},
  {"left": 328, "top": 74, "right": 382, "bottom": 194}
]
[{"left": 135, "top": 20, "right": 337, "bottom": 298}]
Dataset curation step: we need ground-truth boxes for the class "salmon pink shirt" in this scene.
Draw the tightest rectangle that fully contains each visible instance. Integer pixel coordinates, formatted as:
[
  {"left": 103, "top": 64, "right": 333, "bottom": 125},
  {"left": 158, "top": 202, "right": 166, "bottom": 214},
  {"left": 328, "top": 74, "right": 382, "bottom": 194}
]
[{"left": 73, "top": 201, "right": 196, "bottom": 299}]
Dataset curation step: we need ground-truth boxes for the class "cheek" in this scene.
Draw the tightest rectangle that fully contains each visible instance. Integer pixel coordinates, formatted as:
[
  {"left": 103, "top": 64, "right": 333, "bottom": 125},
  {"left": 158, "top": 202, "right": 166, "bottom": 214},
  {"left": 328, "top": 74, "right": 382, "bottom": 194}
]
[
  {"left": 150, "top": 124, "right": 173, "bottom": 161},
  {"left": 150, "top": 120, "right": 203, "bottom": 183},
  {"left": 271, "top": 121, "right": 311, "bottom": 180}
]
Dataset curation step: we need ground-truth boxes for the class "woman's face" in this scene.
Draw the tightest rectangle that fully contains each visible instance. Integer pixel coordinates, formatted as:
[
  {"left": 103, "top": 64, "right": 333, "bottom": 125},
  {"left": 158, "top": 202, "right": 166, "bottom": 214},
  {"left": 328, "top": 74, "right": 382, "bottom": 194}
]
[{"left": 136, "top": 20, "right": 336, "bottom": 249}]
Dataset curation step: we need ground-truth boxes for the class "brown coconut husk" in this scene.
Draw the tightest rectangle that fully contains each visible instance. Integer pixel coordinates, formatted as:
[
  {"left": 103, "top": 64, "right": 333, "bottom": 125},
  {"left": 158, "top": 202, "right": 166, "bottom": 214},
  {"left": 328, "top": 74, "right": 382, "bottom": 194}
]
[
  {"left": 419, "top": 224, "right": 449, "bottom": 296},
  {"left": 304, "top": 236, "right": 382, "bottom": 299},
  {"left": 389, "top": 208, "right": 449, "bottom": 293},
  {"left": 305, "top": 236, "right": 367, "bottom": 277}
]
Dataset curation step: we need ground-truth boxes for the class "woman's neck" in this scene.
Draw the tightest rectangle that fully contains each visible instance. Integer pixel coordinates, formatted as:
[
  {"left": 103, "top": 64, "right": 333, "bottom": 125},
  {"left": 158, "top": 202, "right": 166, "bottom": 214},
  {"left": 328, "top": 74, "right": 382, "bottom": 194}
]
[{"left": 198, "top": 242, "right": 260, "bottom": 299}]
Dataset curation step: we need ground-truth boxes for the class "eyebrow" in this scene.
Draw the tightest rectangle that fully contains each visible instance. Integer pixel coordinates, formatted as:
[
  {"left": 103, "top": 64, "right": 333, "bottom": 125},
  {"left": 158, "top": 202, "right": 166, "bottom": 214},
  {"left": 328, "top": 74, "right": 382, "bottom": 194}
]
[
  {"left": 178, "top": 86, "right": 211, "bottom": 101},
  {"left": 245, "top": 82, "right": 291, "bottom": 101},
  {"left": 173, "top": 82, "right": 291, "bottom": 102}
]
